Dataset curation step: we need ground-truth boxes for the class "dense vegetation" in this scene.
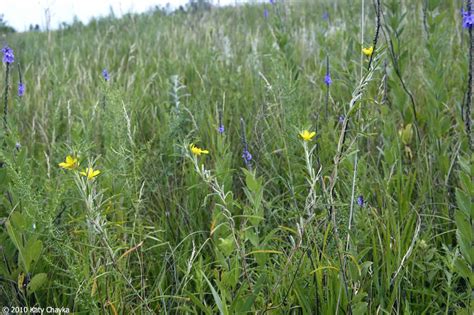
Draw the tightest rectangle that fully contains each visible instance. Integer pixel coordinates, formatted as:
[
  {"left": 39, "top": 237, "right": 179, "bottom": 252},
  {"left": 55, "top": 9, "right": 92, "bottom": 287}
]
[{"left": 0, "top": 0, "right": 472, "bottom": 313}]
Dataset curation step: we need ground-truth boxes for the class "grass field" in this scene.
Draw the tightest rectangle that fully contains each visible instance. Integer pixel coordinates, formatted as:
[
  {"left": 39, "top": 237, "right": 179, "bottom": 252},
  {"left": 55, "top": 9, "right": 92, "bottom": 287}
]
[{"left": 0, "top": 0, "right": 473, "bottom": 313}]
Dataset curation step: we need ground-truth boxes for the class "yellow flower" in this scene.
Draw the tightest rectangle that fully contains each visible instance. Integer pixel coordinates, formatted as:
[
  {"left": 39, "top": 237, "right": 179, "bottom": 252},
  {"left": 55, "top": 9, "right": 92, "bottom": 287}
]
[
  {"left": 299, "top": 130, "right": 316, "bottom": 141},
  {"left": 58, "top": 155, "right": 79, "bottom": 170},
  {"left": 80, "top": 167, "right": 101, "bottom": 180},
  {"left": 362, "top": 46, "right": 374, "bottom": 57},
  {"left": 190, "top": 143, "right": 209, "bottom": 156}
]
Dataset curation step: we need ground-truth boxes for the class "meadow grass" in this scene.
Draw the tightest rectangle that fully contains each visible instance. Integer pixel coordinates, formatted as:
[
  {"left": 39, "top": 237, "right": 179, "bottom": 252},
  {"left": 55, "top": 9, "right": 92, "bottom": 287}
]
[{"left": 0, "top": 0, "right": 472, "bottom": 313}]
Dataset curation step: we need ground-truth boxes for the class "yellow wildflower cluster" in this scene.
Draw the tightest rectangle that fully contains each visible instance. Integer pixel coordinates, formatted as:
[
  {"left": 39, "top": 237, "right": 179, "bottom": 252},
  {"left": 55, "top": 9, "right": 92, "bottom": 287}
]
[{"left": 58, "top": 155, "right": 101, "bottom": 180}]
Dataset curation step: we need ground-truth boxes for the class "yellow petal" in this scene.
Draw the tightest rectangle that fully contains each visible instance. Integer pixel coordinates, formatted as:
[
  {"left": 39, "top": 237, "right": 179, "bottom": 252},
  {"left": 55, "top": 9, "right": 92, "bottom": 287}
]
[
  {"left": 362, "top": 46, "right": 374, "bottom": 57},
  {"left": 299, "top": 130, "right": 315, "bottom": 141},
  {"left": 81, "top": 168, "right": 90, "bottom": 176}
]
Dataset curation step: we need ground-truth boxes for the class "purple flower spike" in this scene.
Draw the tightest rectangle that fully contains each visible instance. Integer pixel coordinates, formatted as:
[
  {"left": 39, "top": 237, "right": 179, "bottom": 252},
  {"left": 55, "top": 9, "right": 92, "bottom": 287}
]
[
  {"left": 357, "top": 195, "right": 364, "bottom": 207},
  {"left": 264, "top": 8, "right": 269, "bottom": 19},
  {"left": 322, "top": 12, "right": 329, "bottom": 21},
  {"left": 462, "top": 9, "right": 474, "bottom": 29},
  {"left": 102, "top": 69, "right": 109, "bottom": 81},
  {"left": 269, "top": 0, "right": 275, "bottom": 4},
  {"left": 324, "top": 73, "right": 332, "bottom": 86},
  {"left": 1, "top": 46, "right": 14, "bottom": 64},
  {"left": 218, "top": 110, "right": 224, "bottom": 134},
  {"left": 242, "top": 149, "right": 252, "bottom": 164},
  {"left": 18, "top": 82, "right": 25, "bottom": 97},
  {"left": 338, "top": 115, "right": 345, "bottom": 124}
]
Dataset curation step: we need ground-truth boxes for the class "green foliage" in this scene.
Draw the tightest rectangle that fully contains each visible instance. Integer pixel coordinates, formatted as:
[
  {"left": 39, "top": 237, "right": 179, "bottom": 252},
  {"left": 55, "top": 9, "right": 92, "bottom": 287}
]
[
  {"left": 0, "top": 0, "right": 471, "bottom": 313},
  {"left": 453, "top": 154, "right": 473, "bottom": 302}
]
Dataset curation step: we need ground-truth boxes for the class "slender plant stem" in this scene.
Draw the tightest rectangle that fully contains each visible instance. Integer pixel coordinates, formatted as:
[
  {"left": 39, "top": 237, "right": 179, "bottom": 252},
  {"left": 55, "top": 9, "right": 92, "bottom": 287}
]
[
  {"left": 360, "top": 0, "right": 365, "bottom": 81},
  {"left": 3, "top": 63, "right": 10, "bottom": 133},
  {"left": 17, "top": 63, "right": 23, "bottom": 86},
  {"left": 346, "top": 155, "right": 358, "bottom": 253},
  {"left": 325, "top": 55, "right": 330, "bottom": 119},
  {"left": 382, "top": 59, "right": 389, "bottom": 106},
  {"left": 465, "top": 0, "right": 473, "bottom": 149},
  {"left": 240, "top": 117, "right": 252, "bottom": 171}
]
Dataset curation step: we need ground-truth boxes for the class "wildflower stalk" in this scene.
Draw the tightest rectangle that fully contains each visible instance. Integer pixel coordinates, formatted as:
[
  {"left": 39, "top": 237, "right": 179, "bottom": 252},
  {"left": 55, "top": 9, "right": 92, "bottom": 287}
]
[
  {"left": 382, "top": 59, "right": 389, "bottom": 106},
  {"left": 465, "top": 0, "right": 473, "bottom": 148},
  {"left": 17, "top": 64, "right": 23, "bottom": 96},
  {"left": 101, "top": 75, "right": 107, "bottom": 109},
  {"left": 339, "top": 57, "right": 379, "bottom": 153},
  {"left": 74, "top": 172, "right": 104, "bottom": 244},
  {"left": 367, "top": 0, "right": 381, "bottom": 72},
  {"left": 187, "top": 148, "right": 253, "bottom": 290},
  {"left": 74, "top": 171, "right": 152, "bottom": 311},
  {"left": 325, "top": 56, "right": 330, "bottom": 119},
  {"left": 3, "top": 62, "right": 10, "bottom": 132},
  {"left": 360, "top": 0, "right": 365, "bottom": 81},
  {"left": 1, "top": 45, "right": 13, "bottom": 133},
  {"left": 263, "top": 134, "right": 324, "bottom": 310},
  {"left": 218, "top": 109, "right": 224, "bottom": 134},
  {"left": 303, "top": 141, "right": 320, "bottom": 216},
  {"left": 240, "top": 118, "right": 252, "bottom": 171},
  {"left": 345, "top": 154, "right": 358, "bottom": 254},
  {"left": 330, "top": 50, "right": 380, "bottom": 315}
]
